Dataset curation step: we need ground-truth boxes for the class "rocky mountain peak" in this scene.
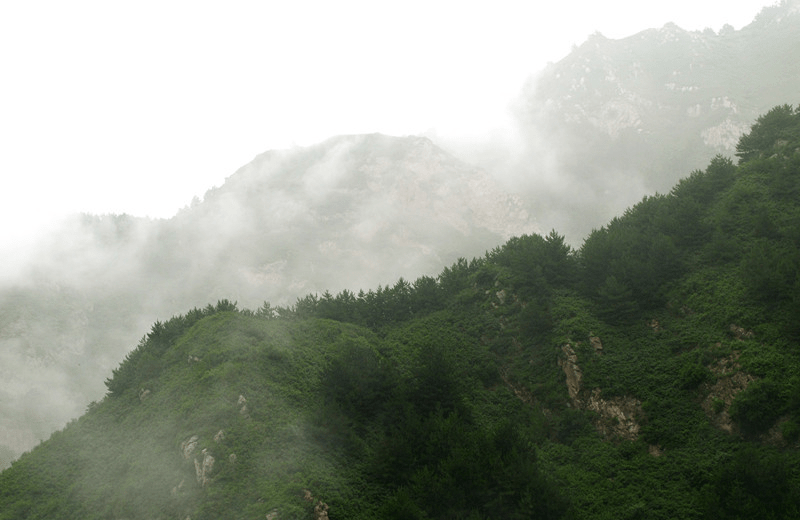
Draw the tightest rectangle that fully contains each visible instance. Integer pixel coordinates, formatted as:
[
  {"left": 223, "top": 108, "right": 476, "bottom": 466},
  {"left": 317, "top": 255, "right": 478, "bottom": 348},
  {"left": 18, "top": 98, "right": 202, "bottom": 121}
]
[{"left": 512, "top": 7, "right": 800, "bottom": 240}]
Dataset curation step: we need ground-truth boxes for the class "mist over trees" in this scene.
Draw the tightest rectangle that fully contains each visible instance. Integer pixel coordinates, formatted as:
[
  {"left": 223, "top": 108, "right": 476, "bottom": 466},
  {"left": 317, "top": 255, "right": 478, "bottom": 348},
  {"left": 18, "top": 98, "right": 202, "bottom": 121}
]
[
  {"left": 1, "top": 1, "right": 799, "bottom": 479},
  {"left": 0, "top": 134, "right": 536, "bottom": 467},
  {"left": 2, "top": 104, "right": 800, "bottom": 518}
]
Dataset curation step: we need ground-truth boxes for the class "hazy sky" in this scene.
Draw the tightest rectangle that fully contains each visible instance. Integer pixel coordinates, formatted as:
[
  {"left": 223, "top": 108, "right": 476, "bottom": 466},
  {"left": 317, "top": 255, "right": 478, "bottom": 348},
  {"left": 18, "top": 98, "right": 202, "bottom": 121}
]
[{"left": 0, "top": 0, "right": 774, "bottom": 248}]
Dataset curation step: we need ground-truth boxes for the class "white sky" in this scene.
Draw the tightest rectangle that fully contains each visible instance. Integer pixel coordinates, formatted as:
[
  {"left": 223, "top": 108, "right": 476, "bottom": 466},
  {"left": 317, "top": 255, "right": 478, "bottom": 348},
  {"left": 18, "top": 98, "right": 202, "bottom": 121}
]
[{"left": 0, "top": 0, "right": 774, "bottom": 248}]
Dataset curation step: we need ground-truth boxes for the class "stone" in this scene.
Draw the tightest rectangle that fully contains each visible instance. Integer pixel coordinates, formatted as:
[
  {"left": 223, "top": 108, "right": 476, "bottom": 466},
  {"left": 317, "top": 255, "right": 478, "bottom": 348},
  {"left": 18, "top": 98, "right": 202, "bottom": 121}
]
[
  {"left": 729, "top": 324, "right": 754, "bottom": 340},
  {"left": 171, "top": 479, "right": 185, "bottom": 496},
  {"left": 558, "top": 341, "right": 642, "bottom": 440},
  {"left": 138, "top": 388, "right": 151, "bottom": 402},
  {"left": 648, "top": 445, "right": 663, "bottom": 457},
  {"left": 181, "top": 435, "right": 199, "bottom": 459},
  {"left": 584, "top": 389, "right": 642, "bottom": 441},
  {"left": 314, "top": 501, "right": 329, "bottom": 520},
  {"left": 195, "top": 450, "right": 215, "bottom": 487},
  {"left": 702, "top": 352, "right": 755, "bottom": 433},
  {"left": 558, "top": 343, "right": 582, "bottom": 401}
]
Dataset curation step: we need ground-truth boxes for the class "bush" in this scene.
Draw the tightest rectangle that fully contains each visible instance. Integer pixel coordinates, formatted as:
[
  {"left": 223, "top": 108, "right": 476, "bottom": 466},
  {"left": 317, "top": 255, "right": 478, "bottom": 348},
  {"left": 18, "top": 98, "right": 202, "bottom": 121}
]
[
  {"left": 700, "top": 446, "right": 800, "bottom": 518},
  {"left": 780, "top": 420, "right": 800, "bottom": 443},
  {"left": 729, "top": 378, "right": 783, "bottom": 434},
  {"left": 679, "top": 362, "right": 711, "bottom": 390}
]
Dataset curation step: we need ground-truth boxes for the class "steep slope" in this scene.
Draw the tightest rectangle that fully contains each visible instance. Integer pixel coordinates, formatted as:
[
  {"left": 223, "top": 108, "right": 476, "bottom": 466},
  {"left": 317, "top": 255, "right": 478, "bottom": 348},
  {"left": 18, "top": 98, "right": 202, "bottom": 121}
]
[
  {"left": 513, "top": 0, "right": 800, "bottom": 240},
  {"left": 3, "top": 105, "right": 800, "bottom": 519},
  {"left": 0, "top": 134, "right": 536, "bottom": 468}
]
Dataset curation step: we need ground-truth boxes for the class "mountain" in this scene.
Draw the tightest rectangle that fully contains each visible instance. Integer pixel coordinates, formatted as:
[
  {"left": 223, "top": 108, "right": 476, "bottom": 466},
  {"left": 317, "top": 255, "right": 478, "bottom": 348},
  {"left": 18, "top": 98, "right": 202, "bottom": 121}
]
[
  {"left": 511, "top": 0, "right": 800, "bottom": 240},
  {"left": 2, "top": 105, "right": 800, "bottom": 519},
  {"left": 0, "top": 134, "right": 536, "bottom": 469},
  {"left": 167, "top": 133, "right": 537, "bottom": 304},
  {"left": 4, "top": 0, "right": 800, "bottom": 482}
]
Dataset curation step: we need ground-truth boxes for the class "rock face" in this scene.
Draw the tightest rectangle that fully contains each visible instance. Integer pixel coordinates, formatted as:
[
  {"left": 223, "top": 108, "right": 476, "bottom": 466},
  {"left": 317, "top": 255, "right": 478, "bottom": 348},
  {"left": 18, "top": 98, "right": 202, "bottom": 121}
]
[
  {"left": 304, "top": 489, "right": 329, "bottom": 520},
  {"left": 701, "top": 351, "right": 755, "bottom": 433},
  {"left": 237, "top": 395, "right": 249, "bottom": 417},
  {"left": 729, "top": 324, "right": 755, "bottom": 340},
  {"left": 181, "top": 434, "right": 217, "bottom": 488},
  {"left": 194, "top": 450, "right": 215, "bottom": 488},
  {"left": 589, "top": 336, "right": 603, "bottom": 354},
  {"left": 559, "top": 339, "right": 642, "bottom": 441},
  {"left": 181, "top": 435, "right": 199, "bottom": 459},
  {"left": 513, "top": 2, "right": 800, "bottom": 240},
  {"left": 558, "top": 343, "right": 583, "bottom": 401},
  {"left": 584, "top": 389, "right": 642, "bottom": 440},
  {"left": 138, "top": 388, "right": 151, "bottom": 402}
]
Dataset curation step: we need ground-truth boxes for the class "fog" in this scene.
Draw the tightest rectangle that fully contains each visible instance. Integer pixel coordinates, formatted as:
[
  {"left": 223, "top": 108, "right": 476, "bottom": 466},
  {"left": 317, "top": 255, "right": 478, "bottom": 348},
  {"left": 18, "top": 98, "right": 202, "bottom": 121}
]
[
  {"left": 0, "top": 1, "right": 769, "bottom": 227},
  {"left": 436, "top": 1, "right": 798, "bottom": 242},
  {"left": 0, "top": 1, "right": 788, "bottom": 468},
  {"left": 0, "top": 133, "right": 540, "bottom": 468}
]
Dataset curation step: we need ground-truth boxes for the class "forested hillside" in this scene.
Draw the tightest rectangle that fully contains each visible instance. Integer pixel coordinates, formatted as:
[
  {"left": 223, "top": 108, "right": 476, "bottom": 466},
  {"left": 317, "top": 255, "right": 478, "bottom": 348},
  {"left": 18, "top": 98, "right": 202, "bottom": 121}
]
[{"left": 2, "top": 106, "right": 800, "bottom": 519}]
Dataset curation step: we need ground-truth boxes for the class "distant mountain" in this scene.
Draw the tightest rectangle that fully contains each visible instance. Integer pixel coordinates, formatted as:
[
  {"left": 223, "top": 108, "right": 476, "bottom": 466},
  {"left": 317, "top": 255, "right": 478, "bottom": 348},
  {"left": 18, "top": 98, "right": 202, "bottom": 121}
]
[
  {"left": 0, "top": 134, "right": 536, "bottom": 468},
  {"left": 168, "top": 133, "right": 537, "bottom": 304},
  {"left": 512, "top": 0, "right": 800, "bottom": 240}
]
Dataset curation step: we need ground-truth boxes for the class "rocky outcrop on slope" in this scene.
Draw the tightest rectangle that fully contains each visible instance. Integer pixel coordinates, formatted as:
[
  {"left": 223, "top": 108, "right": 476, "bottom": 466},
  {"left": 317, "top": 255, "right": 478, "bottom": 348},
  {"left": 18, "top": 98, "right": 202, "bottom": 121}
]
[
  {"left": 701, "top": 351, "right": 755, "bottom": 433},
  {"left": 559, "top": 340, "right": 643, "bottom": 441}
]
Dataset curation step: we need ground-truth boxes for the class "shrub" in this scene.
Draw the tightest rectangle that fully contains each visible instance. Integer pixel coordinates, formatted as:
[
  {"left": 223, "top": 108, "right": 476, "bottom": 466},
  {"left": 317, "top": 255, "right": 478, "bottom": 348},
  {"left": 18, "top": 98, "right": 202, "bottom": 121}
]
[{"left": 729, "top": 378, "right": 783, "bottom": 434}]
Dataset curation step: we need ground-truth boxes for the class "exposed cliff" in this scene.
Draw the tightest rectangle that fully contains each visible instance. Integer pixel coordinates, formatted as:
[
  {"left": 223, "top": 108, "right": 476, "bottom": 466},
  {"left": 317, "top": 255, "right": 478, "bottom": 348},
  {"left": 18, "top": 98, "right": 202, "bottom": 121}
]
[{"left": 559, "top": 340, "right": 643, "bottom": 441}]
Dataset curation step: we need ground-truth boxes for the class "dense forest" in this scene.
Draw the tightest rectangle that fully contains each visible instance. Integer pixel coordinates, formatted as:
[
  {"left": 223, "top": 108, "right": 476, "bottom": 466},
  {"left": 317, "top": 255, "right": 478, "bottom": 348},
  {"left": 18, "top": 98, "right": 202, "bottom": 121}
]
[{"left": 2, "top": 104, "right": 800, "bottom": 518}]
